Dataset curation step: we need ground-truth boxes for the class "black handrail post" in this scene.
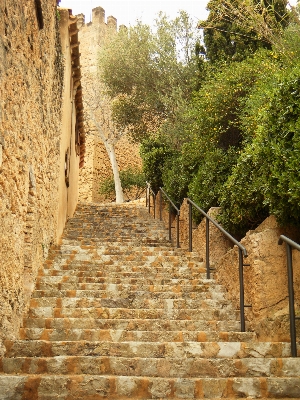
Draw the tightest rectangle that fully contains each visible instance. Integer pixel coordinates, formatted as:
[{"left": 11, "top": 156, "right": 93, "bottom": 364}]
[
  {"left": 188, "top": 201, "right": 192, "bottom": 252},
  {"left": 148, "top": 189, "right": 151, "bottom": 214},
  {"left": 239, "top": 248, "right": 246, "bottom": 332},
  {"left": 169, "top": 205, "right": 172, "bottom": 241},
  {"left": 286, "top": 242, "right": 297, "bottom": 357},
  {"left": 278, "top": 235, "right": 300, "bottom": 357},
  {"left": 176, "top": 213, "right": 180, "bottom": 248},
  {"left": 206, "top": 218, "right": 210, "bottom": 279},
  {"left": 153, "top": 194, "right": 156, "bottom": 219},
  {"left": 146, "top": 185, "right": 148, "bottom": 208},
  {"left": 159, "top": 190, "right": 162, "bottom": 221}
]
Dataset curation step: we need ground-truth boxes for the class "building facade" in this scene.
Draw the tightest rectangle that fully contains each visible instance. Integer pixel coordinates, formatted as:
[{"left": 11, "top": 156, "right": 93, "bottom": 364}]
[{"left": 0, "top": 0, "right": 84, "bottom": 346}]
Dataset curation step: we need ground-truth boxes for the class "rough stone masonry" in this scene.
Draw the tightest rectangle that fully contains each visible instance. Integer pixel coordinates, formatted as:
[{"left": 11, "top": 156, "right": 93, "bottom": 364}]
[{"left": 0, "top": 0, "right": 64, "bottom": 349}]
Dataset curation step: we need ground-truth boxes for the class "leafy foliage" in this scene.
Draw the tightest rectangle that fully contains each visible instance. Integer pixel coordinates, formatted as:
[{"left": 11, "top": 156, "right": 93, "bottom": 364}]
[
  {"left": 219, "top": 64, "right": 300, "bottom": 233},
  {"left": 199, "top": 0, "right": 290, "bottom": 63},
  {"left": 140, "top": 138, "right": 174, "bottom": 193},
  {"left": 99, "top": 12, "right": 201, "bottom": 141},
  {"left": 150, "top": 52, "right": 273, "bottom": 206},
  {"left": 188, "top": 147, "right": 238, "bottom": 214}
]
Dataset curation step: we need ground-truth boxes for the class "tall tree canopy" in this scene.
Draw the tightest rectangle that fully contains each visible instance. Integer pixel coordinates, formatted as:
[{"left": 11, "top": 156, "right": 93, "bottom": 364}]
[
  {"left": 98, "top": 11, "right": 202, "bottom": 141},
  {"left": 199, "top": 0, "right": 290, "bottom": 63}
]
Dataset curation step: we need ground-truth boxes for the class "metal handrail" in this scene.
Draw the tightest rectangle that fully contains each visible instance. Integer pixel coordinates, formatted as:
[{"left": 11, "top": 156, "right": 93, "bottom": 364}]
[
  {"left": 278, "top": 235, "right": 300, "bottom": 357},
  {"left": 187, "top": 198, "right": 249, "bottom": 332},
  {"left": 145, "top": 184, "right": 249, "bottom": 332},
  {"left": 146, "top": 182, "right": 156, "bottom": 218},
  {"left": 159, "top": 188, "right": 180, "bottom": 248}
]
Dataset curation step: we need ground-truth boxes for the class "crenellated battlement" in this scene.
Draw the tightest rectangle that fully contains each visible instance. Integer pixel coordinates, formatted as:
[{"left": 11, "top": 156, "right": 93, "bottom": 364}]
[
  {"left": 92, "top": 6, "right": 105, "bottom": 24},
  {"left": 77, "top": 6, "right": 118, "bottom": 31}
]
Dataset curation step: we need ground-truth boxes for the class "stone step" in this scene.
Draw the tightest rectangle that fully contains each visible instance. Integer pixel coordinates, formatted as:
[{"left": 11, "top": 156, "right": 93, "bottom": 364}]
[
  {"left": 31, "top": 288, "right": 226, "bottom": 301},
  {"left": 35, "top": 276, "right": 216, "bottom": 288},
  {"left": 26, "top": 306, "right": 239, "bottom": 321},
  {"left": 22, "top": 318, "right": 242, "bottom": 332},
  {"left": 46, "top": 245, "right": 201, "bottom": 259},
  {"left": 2, "top": 340, "right": 295, "bottom": 359},
  {"left": 42, "top": 263, "right": 206, "bottom": 276},
  {"left": 37, "top": 273, "right": 211, "bottom": 282},
  {"left": 1, "top": 355, "right": 300, "bottom": 377},
  {"left": 44, "top": 254, "right": 204, "bottom": 267},
  {"left": 34, "top": 282, "right": 220, "bottom": 292},
  {"left": 39, "top": 268, "right": 208, "bottom": 280},
  {"left": 0, "top": 374, "right": 299, "bottom": 398},
  {"left": 19, "top": 328, "right": 257, "bottom": 343},
  {"left": 28, "top": 297, "right": 232, "bottom": 311}
]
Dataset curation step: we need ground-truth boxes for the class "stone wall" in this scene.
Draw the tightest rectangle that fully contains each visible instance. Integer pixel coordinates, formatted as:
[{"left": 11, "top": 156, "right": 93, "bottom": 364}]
[
  {"left": 214, "top": 216, "right": 300, "bottom": 341},
  {"left": 77, "top": 7, "right": 142, "bottom": 203},
  {"left": 0, "top": 0, "right": 69, "bottom": 348},
  {"left": 56, "top": 8, "right": 85, "bottom": 239}
]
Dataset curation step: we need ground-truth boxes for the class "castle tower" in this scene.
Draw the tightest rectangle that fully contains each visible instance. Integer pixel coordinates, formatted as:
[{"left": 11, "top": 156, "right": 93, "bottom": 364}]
[{"left": 77, "top": 6, "right": 142, "bottom": 203}]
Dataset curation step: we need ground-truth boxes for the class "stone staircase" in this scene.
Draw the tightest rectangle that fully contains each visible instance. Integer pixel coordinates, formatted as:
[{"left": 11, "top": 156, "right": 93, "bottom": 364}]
[{"left": 0, "top": 202, "right": 299, "bottom": 399}]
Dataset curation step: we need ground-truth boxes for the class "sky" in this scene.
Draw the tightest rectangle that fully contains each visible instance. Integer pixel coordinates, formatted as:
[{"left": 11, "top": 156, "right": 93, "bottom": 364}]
[
  {"left": 58, "top": 0, "right": 210, "bottom": 27},
  {"left": 58, "top": 0, "right": 298, "bottom": 30}
]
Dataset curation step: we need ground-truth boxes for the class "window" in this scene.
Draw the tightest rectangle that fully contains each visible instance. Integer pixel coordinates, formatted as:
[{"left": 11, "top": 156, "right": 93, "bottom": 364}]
[{"left": 34, "top": 0, "right": 44, "bottom": 30}]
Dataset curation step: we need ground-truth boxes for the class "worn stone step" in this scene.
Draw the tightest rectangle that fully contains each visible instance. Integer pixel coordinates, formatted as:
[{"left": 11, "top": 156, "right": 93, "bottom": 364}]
[
  {"left": 1, "top": 355, "right": 300, "bottom": 378},
  {"left": 2, "top": 340, "right": 295, "bottom": 359},
  {"left": 43, "top": 257, "right": 205, "bottom": 269},
  {"left": 34, "top": 282, "right": 220, "bottom": 293},
  {"left": 28, "top": 297, "right": 232, "bottom": 311},
  {"left": 44, "top": 255, "right": 204, "bottom": 269},
  {"left": 35, "top": 279, "right": 217, "bottom": 292},
  {"left": 0, "top": 374, "right": 299, "bottom": 398},
  {"left": 19, "top": 328, "right": 257, "bottom": 343},
  {"left": 47, "top": 248, "right": 202, "bottom": 258},
  {"left": 39, "top": 264, "right": 206, "bottom": 277},
  {"left": 46, "top": 245, "right": 202, "bottom": 259},
  {"left": 36, "top": 276, "right": 214, "bottom": 288},
  {"left": 31, "top": 288, "right": 226, "bottom": 301},
  {"left": 22, "top": 318, "right": 242, "bottom": 332},
  {"left": 42, "top": 264, "right": 206, "bottom": 277},
  {"left": 26, "top": 306, "right": 239, "bottom": 321}
]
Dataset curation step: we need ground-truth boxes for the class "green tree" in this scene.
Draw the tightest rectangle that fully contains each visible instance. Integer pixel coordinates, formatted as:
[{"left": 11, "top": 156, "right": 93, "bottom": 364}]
[
  {"left": 99, "top": 12, "right": 201, "bottom": 140},
  {"left": 199, "top": 0, "right": 290, "bottom": 63},
  {"left": 154, "top": 50, "right": 280, "bottom": 214},
  {"left": 219, "top": 59, "right": 300, "bottom": 234}
]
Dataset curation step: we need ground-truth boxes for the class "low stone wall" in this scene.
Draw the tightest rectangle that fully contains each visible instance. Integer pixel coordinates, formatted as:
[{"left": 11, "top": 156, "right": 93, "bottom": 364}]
[{"left": 215, "top": 216, "right": 300, "bottom": 341}]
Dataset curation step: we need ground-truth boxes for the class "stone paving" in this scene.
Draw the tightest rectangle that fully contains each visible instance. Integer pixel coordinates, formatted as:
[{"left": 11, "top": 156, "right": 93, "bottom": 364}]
[{"left": 0, "top": 202, "right": 299, "bottom": 399}]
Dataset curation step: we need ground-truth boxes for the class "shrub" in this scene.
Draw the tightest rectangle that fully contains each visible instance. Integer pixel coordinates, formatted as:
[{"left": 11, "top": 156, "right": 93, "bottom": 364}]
[
  {"left": 140, "top": 137, "right": 174, "bottom": 193},
  {"left": 188, "top": 147, "right": 238, "bottom": 216},
  {"left": 99, "top": 167, "right": 146, "bottom": 201},
  {"left": 219, "top": 65, "right": 300, "bottom": 234}
]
